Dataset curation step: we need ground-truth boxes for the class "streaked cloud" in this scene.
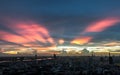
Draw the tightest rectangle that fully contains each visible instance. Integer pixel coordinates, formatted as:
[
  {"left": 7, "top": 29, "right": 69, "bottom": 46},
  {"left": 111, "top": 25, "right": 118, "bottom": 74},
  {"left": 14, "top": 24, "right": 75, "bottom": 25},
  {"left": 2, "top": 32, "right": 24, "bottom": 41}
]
[
  {"left": 0, "top": 19, "right": 55, "bottom": 47},
  {"left": 71, "top": 17, "right": 120, "bottom": 45},
  {"left": 0, "top": 30, "right": 28, "bottom": 44},
  {"left": 103, "top": 41, "right": 120, "bottom": 46},
  {"left": 83, "top": 18, "right": 120, "bottom": 33}
]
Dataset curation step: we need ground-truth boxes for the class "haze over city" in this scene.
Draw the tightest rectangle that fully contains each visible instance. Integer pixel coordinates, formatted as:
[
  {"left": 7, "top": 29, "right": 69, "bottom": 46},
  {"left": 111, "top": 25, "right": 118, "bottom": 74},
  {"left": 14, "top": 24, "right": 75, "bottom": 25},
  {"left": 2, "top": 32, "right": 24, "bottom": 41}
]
[{"left": 0, "top": 0, "right": 120, "bottom": 55}]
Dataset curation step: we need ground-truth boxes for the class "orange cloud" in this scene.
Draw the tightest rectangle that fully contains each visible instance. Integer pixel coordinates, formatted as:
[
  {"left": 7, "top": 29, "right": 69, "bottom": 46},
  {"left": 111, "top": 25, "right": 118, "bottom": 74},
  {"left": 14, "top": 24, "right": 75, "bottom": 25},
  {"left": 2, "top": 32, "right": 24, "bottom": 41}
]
[
  {"left": 71, "top": 17, "right": 120, "bottom": 45},
  {"left": 0, "top": 30, "right": 29, "bottom": 44},
  {"left": 71, "top": 36, "right": 92, "bottom": 45},
  {"left": 58, "top": 39, "right": 64, "bottom": 44},
  {"left": 3, "top": 51, "right": 18, "bottom": 55},
  {"left": 12, "top": 23, "right": 54, "bottom": 44},
  {"left": 1, "top": 20, "right": 55, "bottom": 46},
  {"left": 83, "top": 18, "right": 120, "bottom": 33},
  {"left": 30, "top": 45, "right": 57, "bottom": 53}
]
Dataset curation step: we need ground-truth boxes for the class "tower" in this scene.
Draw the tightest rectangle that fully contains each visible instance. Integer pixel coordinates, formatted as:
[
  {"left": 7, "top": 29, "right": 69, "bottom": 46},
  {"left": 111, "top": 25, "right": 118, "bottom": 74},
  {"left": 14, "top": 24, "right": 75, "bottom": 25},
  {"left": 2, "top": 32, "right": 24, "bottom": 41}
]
[
  {"left": 53, "top": 53, "right": 57, "bottom": 59},
  {"left": 108, "top": 52, "right": 113, "bottom": 64}
]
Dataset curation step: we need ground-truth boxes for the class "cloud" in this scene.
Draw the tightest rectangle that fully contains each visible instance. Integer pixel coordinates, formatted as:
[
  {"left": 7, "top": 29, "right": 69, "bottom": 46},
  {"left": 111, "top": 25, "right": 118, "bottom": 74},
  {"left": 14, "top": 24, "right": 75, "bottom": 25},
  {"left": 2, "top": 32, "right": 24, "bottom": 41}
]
[
  {"left": 103, "top": 41, "right": 120, "bottom": 46},
  {"left": 83, "top": 18, "right": 120, "bottom": 33},
  {"left": 0, "top": 19, "right": 55, "bottom": 47},
  {"left": 71, "top": 36, "right": 93, "bottom": 45},
  {"left": 71, "top": 17, "right": 120, "bottom": 45},
  {"left": 0, "top": 30, "right": 28, "bottom": 44},
  {"left": 58, "top": 39, "right": 64, "bottom": 45}
]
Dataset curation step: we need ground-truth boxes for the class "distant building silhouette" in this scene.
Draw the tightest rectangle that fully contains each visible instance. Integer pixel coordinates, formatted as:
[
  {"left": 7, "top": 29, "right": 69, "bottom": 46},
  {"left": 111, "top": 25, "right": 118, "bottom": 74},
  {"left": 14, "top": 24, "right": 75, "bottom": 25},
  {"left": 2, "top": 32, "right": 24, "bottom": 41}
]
[
  {"left": 108, "top": 52, "right": 113, "bottom": 64},
  {"left": 61, "top": 49, "right": 67, "bottom": 55},
  {"left": 53, "top": 54, "right": 57, "bottom": 59},
  {"left": 81, "top": 48, "right": 89, "bottom": 55},
  {"left": 33, "top": 49, "right": 37, "bottom": 61}
]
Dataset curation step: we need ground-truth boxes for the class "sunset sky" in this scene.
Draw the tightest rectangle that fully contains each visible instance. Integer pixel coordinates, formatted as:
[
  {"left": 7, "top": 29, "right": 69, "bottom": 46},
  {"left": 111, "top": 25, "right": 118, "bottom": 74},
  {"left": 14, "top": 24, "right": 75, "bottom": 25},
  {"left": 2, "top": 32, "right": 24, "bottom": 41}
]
[{"left": 0, "top": 0, "right": 120, "bottom": 54}]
